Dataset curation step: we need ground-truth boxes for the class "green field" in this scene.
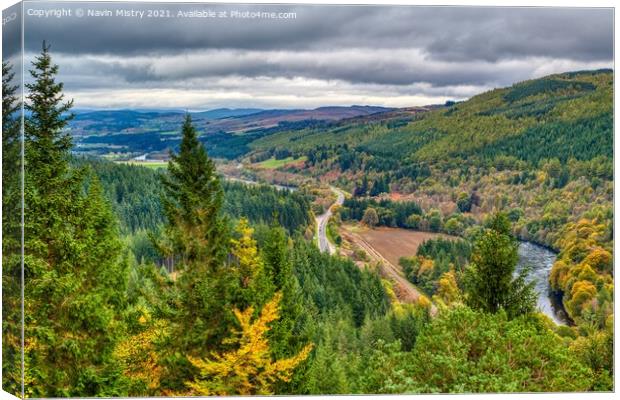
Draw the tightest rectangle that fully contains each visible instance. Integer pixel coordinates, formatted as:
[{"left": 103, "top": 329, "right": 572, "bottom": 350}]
[{"left": 256, "top": 156, "right": 306, "bottom": 169}]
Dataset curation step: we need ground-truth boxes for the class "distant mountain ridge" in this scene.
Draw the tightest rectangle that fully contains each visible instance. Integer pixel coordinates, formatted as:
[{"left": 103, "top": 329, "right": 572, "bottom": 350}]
[
  {"left": 192, "top": 108, "right": 264, "bottom": 119},
  {"left": 68, "top": 105, "right": 396, "bottom": 137}
]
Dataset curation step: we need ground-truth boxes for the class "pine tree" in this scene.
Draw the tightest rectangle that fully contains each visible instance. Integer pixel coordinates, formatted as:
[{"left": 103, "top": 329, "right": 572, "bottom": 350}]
[
  {"left": 303, "top": 334, "right": 350, "bottom": 394},
  {"left": 2, "top": 60, "right": 23, "bottom": 397},
  {"left": 463, "top": 213, "right": 536, "bottom": 318},
  {"left": 2, "top": 61, "right": 20, "bottom": 181},
  {"left": 262, "top": 226, "right": 306, "bottom": 360},
  {"left": 22, "top": 42, "right": 128, "bottom": 397},
  {"left": 25, "top": 42, "right": 73, "bottom": 189}
]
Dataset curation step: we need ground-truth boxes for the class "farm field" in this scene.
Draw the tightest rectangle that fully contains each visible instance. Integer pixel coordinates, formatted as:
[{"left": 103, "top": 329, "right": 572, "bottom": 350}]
[{"left": 352, "top": 225, "right": 456, "bottom": 266}]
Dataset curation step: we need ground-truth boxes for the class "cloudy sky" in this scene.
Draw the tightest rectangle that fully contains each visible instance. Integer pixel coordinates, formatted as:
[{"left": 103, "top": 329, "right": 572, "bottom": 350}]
[{"left": 4, "top": 2, "right": 614, "bottom": 110}]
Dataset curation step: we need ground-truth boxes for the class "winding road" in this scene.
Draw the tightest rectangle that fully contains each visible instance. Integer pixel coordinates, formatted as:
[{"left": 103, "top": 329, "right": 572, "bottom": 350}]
[
  {"left": 226, "top": 174, "right": 435, "bottom": 313},
  {"left": 316, "top": 186, "right": 345, "bottom": 254},
  {"left": 313, "top": 186, "right": 436, "bottom": 313}
]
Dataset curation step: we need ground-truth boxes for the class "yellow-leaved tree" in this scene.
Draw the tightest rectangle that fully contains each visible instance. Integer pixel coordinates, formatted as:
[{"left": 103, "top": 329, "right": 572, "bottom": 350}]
[
  {"left": 114, "top": 319, "right": 170, "bottom": 396},
  {"left": 435, "top": 270, "right": 460, "bottom": 305},
  {"left": 231, "top": 218, "right": 263, "bottom": 288},
  {"left": 185, "top": 292, "right": 312, "bottom": 396}
]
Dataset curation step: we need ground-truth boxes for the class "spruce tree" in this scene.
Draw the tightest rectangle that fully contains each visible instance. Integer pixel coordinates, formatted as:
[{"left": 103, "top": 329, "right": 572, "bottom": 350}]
[
  {"left": 2, "top": 61, "right": 20, "bottom": 176},
  {"left": 160, "top": 113, "right": 227, "bottom": 267},
  {"left": 2, "top": 60, "right": 23, "bottom": 397},
  {"left": 25, "top": 41, "right": 73, "bottom": 189},
  {"left": 22, "top": 42, "right": 127, "bottom": 397},
  {"left": 463, "top": 213, "right": 537, "bottom": 318},
  {"left": 262, "top": 226, "right": 305, "bottom": 359},
  {"left": 157, "top": 114, "right": 234, "bottom": 390}
]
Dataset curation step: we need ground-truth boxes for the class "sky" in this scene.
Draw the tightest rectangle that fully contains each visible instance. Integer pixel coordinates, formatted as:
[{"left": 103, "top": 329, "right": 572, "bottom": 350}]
[{"left": 3, "top": 2, "right": 614, "bottom": 110}]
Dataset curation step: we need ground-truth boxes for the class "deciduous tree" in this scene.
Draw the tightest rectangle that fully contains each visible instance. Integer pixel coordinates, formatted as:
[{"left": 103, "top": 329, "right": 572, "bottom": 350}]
[{"left": 185, "top": 293, "right": 312, "bottom": 395}]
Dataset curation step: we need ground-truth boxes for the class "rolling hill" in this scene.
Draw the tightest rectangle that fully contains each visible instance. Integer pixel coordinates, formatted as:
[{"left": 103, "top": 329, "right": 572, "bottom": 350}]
[
  {"left": 250, "top": 69, "right": 612, "bottom": 166},
  {"left": 70, "top": 105, "right": 392, "bottom": 137}
]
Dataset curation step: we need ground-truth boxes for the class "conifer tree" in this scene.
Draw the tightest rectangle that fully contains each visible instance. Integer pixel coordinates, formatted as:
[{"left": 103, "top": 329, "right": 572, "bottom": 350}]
[
  {"left": 185, "top": 293, "right": 312, "bottom": 396},
  {"left": 463, "top": 213, "right": 536, "bottom": 318},
  {"left": 2, "top": 61, "right": 21, "bottom": 250},
  {"left": 22, "top": 42, "right": 127, "bottom": 397},
  {"left": 2, "top": 61, "right": 20, "bottom": 180},
  {"left": 2, "top": 60, "right": 23, "bottom": 397},
  {"left": 157, "top": 114, "right": 235, "bottom": 389},
  {"left": 25, "top": 42, "right": 73, "bottom": 189},
  {"left": 262, "top": 225, "right": 305, "bottom": 359},
  {"left": 160, "top": 113, "right": 227, "bottom": 267}
]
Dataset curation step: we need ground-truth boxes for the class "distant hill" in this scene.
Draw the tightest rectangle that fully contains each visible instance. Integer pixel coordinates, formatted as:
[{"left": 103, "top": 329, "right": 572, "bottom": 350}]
[
  {"left": 69, "top": 105, "right": 394, "bottom": 137},
  {"left": 71, "top": 70, "right": 612, "bottom": 165},
  {"left": 70, "top": 104, "right": 398, "bottom": 159},
  {"left": 251, "top": 69, "right": 613, "bottom": 165},
  {"left": 192, "top": 108, "right": 264, "bottom": 119},
  {"left": 203, "top": 105, "right": 394, "bottom": 134}
]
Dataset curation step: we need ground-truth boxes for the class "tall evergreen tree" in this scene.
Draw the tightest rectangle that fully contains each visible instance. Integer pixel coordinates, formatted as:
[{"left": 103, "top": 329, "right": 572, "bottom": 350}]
[
  {"left": 2, "top": 60, "right": 23, "bottom": 397},
  {"left": 2, "top": 60, "right": 21, "bottom": 248},
  {"left": 157, "top": 114, "right": 235, "bottom": 391},
  {"left": 463, "top": 213, "right": 537, "bottom": 318},
  {"left": 22, "top": 42, "right": 128, "bottom": 397},
  {"left": 2, "top": 61, "right": 20, "bottom": 178},
  {"left": 262, "top": 225, "right": 306, "bottom": 359},
  {"left": 25, "top": 42, "right": 73, "bottom": 189},
  {"left": 159, "top": 113, "right": 228, "bottom": 267}
]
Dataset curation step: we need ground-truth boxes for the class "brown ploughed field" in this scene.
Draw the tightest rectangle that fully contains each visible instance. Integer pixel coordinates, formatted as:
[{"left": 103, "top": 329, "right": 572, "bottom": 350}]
[{"left": 356, "top": 227, "right": 455, "bottom": 266}]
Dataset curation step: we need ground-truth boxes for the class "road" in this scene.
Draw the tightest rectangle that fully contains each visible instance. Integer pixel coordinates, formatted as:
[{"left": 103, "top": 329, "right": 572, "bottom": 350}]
[
  {"left": 223, "top": 173, "right": 434, "bottom": 312},
  {"left": 316, "top": 186, "right": 345, "bottom": 255}
]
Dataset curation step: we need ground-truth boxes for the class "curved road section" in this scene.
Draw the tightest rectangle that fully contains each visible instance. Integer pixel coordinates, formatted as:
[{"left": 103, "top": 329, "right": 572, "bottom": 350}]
[
  {"left": 314, "top": 186, "right": 437, "bottom": 315},
  {"left": 316, "top": 186, "right": 345, "bottom": 254}
]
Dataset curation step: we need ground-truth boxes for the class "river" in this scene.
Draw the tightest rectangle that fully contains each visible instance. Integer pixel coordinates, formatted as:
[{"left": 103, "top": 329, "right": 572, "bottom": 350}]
[
  {"left": 516, "top": 241, "right": 570, "bottom": 325},
  {"left": 223, "top": 173, "right": 568, "bottom": 324}
]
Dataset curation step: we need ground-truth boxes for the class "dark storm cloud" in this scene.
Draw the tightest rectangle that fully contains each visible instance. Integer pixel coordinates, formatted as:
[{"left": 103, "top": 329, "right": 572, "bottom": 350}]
[
  {"left": 2, "top": 3, "right": 22, "bottom": 61},
  {"left": 21, "top": 3, "right": 612, "bottom": 62},
  {"left": 75, "top": 48, "right": 527, "bottom": 87},
  {"left": 21, "top": 2, "right": 350, "bottom": 56},
  {"left": 9, "top": 2, "right": 614, "bottom": 109}
]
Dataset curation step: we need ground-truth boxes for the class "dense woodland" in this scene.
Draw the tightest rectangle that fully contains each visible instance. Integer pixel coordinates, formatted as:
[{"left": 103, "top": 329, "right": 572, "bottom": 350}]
[
  {"left": 253, "top": 69, "right": 614, "bottom": 336},
  {"left": 1, "top": 45, "right": 614, "bottom": 397}
]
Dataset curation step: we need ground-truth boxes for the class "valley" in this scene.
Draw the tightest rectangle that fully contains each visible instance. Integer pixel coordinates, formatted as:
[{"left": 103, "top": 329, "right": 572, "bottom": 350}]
[
  {"left": 34, "top": 68, "right": 611, "bottom": 394},
  {"left": 4, "top": 5, "right": 614, "bottom": 396},
  {"left": 71, "top": 69, "right": 613, "bottom": 331},
  {"left": 217, "top": 165, "right": 569, "bottom": 324}
]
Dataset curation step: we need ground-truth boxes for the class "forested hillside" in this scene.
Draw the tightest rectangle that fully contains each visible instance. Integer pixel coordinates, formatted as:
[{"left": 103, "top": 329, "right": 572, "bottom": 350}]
[
  {"left": 246, "top": 69, "right": 614, "bottom": 333},
  {"left": 252, "top": 70, "right": 612, "bottom": 163},
  {"left": 1, "top": 45, "right": 613, "bottom": 398}
]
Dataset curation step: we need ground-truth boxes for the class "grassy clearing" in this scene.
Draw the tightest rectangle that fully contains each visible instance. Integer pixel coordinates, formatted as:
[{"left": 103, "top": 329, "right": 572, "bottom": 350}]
[{"left": 256, "top": 156, "right": 306, "bottom": 169}]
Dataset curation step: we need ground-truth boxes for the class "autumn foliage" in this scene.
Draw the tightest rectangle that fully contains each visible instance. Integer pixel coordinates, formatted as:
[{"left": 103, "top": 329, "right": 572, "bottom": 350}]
[
  {"left": 185, "top": 293, "right": 312, "bottom": 396},
  {"left": 550, "top": 217, "right": 613, "bottom": 326}
]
